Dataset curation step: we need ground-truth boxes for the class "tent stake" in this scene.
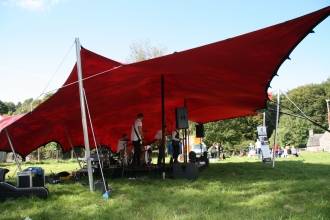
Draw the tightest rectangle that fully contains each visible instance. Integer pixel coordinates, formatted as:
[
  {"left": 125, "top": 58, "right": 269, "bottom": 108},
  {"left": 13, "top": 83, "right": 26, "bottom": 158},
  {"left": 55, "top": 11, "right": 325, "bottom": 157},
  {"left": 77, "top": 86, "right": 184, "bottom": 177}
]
[
  {"left": 5, "top": 129, "right": 22, "bottom": 172},
  {"left": 75, "top": 37, "right": 94, "bottom": 192}
]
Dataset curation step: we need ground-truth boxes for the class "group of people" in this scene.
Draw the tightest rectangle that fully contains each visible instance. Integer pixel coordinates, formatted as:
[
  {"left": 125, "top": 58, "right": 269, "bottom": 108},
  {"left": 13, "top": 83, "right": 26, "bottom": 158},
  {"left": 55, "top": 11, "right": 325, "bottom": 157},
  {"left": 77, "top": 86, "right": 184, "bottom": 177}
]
[
  {"left": 247, "top": 141, "right": 299, "bottom": 158},
  {"left": 273, "top": 144, "right": 299, "bottom": 158},
  {"left": 116, "top": 113, "right": 183, "bottom": 168},
  {"left": 207, "top": 143, "right": 225, "bottom": 159}
]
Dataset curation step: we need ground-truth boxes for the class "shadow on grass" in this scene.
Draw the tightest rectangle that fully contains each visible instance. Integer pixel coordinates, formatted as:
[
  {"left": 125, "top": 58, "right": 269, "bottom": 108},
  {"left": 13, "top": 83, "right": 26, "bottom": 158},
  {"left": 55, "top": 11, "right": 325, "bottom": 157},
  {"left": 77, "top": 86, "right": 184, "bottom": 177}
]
[
  {"left": 1, "top": 160, "right": 329, "bottom": 220},
  {"left": 201, "top": 160, "right": 330, "bottom": 182}
]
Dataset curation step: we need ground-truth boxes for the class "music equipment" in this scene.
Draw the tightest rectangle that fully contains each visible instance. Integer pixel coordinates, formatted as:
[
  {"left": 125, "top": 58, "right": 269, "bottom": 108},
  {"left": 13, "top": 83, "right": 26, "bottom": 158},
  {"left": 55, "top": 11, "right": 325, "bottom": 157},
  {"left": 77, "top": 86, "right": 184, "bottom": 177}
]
[
  {"left": 17, "top": 167, "right": 45, "bottom": 188},
  {"left": 0, "top": 168, "right": 48, "bottom": 200},
  {"left": 195, "top": 123, "right": 205, "bottom": 138},
  {"left": 0, "top": 182, "right": 48, "bottom": 200},
  {"left": 176, "top": 107, "right": 188, "bottom": 129}
]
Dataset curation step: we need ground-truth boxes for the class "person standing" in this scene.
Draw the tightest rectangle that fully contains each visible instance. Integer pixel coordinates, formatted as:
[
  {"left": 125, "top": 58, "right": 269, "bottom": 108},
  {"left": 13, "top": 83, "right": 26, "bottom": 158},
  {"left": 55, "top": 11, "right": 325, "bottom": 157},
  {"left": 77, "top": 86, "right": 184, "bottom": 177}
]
[
  {"left": 172, "top": 129, "right": 180, "bottom": 163},
  {"left": 291, "top": 145, "right": 298, "bottom": 157},
  {"left": 131, "top": 113, "right": 144, "bottom": 166}
]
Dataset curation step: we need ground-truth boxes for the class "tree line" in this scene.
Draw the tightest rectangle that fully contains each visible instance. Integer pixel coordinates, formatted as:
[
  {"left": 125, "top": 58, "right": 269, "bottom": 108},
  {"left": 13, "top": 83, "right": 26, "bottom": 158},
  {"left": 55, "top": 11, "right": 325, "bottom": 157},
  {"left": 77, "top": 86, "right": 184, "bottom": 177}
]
[{"left": 203, "top": 78, "right": 330, "bottom": 153}]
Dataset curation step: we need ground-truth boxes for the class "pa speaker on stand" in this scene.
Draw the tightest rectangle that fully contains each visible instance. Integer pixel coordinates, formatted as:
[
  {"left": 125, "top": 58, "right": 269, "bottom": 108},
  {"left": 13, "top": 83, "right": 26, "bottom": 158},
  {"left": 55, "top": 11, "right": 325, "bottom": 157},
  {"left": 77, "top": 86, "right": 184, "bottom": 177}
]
[
  {"left": 195, "top": 123, "right": 204, "bottom": 138},
  {"left": 175, "top": 107, "right": 188, "bottom": 129}
]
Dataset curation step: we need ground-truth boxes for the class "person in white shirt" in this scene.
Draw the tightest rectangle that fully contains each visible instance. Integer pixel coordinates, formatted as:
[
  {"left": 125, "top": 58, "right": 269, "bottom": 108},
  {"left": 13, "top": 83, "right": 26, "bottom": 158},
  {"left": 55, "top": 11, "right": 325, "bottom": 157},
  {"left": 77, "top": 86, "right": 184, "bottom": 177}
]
[
  {"left": 291, "top": 145, "right": 298, "bottom": 157},
  {"left": 131, "top": 113, "right": 144, "bottom": 166}
]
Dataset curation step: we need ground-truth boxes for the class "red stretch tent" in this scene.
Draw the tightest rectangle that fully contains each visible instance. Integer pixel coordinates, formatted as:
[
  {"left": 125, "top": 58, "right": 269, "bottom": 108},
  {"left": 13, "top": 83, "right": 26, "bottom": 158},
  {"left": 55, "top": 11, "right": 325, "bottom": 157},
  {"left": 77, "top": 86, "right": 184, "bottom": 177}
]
[
  {"left": 0, "top": 6, "right": 329, "bottom": 156},
  {"left": 0, "top": 115, "right": 24, "bottom": 133}
]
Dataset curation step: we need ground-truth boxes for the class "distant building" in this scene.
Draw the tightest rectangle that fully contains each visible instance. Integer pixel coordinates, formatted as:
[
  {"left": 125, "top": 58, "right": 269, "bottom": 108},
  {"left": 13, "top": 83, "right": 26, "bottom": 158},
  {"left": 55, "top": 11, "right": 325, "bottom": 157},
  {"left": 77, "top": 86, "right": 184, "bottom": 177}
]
[
  {"left": 320, "top": 132, "right": 330, "bottom": 152},
  {"left": 306, "top": 130, "right": 330, "bottom": 152}
]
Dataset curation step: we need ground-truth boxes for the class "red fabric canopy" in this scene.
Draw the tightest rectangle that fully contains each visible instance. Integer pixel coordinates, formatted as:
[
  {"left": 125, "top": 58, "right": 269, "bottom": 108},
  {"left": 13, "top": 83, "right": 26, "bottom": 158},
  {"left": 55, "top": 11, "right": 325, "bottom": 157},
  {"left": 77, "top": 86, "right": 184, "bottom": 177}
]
[
  {"left": 0, "top": 115, "right": 24, "bottom": 133},
  {"left": 0, "top": 6, "right": 329, "bottom": 156}
]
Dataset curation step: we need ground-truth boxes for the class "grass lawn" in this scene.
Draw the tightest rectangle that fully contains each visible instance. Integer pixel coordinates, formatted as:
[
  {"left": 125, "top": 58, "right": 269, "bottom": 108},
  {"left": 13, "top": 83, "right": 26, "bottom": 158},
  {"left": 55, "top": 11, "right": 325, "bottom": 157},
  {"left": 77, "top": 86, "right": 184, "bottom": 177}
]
[{"left": 0, "top": 152, "right": 329, "bottom": 220}]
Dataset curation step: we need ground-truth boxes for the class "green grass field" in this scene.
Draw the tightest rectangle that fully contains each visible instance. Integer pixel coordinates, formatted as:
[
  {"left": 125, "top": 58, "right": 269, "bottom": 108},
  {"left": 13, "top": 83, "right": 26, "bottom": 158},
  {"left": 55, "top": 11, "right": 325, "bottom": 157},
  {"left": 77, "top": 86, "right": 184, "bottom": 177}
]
[{"left": 1, "top": 152, "right": 329, "bottom": 220}]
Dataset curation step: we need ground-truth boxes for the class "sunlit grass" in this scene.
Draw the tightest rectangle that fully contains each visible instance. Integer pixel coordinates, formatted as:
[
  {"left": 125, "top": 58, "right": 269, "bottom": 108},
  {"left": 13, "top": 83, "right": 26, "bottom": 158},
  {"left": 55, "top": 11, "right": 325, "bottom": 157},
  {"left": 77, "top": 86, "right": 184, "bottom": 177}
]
[{"left": 0, "top": 152, "right": 329, "bottom": 220}]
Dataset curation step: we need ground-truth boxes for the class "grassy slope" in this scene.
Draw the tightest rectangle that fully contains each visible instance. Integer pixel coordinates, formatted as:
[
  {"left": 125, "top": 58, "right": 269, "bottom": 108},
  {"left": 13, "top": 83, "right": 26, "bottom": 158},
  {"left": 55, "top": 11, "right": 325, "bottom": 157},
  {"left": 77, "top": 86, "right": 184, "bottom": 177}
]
[{"left": 0, "top": 152, "right": 329, "bottom": 220}]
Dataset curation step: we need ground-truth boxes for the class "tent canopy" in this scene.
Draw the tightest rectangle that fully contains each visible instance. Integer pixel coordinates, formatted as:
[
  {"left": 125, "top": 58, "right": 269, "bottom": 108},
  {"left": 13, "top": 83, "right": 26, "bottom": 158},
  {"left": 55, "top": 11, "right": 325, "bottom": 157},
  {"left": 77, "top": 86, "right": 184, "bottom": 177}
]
[{"left": 0, "top": 6, "right": 329, "bottom": 156}]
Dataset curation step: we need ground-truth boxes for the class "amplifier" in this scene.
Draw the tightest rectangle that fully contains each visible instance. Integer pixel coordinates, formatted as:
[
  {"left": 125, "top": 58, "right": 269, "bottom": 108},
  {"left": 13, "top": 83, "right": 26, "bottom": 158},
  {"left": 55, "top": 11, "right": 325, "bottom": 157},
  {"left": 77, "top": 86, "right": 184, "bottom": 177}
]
[
  {"left": 17, "top": 167, "right": 45, "bottom": 188},
  {"left": 17, "top": 171, "right": 33, "bottom": 188}
]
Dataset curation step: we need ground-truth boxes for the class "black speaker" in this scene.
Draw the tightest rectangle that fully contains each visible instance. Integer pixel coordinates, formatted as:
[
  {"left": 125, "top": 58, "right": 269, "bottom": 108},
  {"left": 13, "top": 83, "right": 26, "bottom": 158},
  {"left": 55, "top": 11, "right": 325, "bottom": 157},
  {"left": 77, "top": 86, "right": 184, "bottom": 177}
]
[
  {"left": 176, "top": 107, "right": 188, "bottom": 129},
  {"left": 195, "top": 124, "right": 204, "bottom": 138}
]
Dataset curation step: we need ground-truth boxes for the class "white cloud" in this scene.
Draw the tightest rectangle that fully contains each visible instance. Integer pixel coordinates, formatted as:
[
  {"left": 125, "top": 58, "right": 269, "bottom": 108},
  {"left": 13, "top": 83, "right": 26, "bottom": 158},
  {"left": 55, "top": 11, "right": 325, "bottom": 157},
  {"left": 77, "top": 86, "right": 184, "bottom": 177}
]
[{"left": 3, "top": 0, "right": 61, "bottom": 11}]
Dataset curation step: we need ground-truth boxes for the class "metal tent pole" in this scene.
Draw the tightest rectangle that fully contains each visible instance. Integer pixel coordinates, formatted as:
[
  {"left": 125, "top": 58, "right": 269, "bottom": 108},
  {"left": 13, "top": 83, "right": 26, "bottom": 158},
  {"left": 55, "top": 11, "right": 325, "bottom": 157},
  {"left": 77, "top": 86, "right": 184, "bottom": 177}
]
[
  {"left": 75, "top": 37, "right": 94, "bottom": 191},
  {"left": 161, "top": 75, "right": 166, "bottom": 178},
  {"left": 326, "top": 99, "right": 330, "bottom": 130},
  {"left": 5, "top": 129, "right": 22, "bottom": 172},
  {"left": 273, "top": 89, "right": 280, "bottom": 168},
  {"left": 183, "top": 99, "right": 188, "bottom": 164}
]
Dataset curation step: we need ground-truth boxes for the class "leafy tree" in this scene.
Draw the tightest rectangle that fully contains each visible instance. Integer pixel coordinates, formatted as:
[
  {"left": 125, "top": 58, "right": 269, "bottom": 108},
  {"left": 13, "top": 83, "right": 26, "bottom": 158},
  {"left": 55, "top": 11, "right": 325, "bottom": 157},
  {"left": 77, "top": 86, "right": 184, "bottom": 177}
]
[
  {"left": 128, "top": 40, "right": 167, "bottom": 62},
  {"left": 4, "top": 102, "right": 16, "bottom": 115},
  {"left": 0, "top": 100, "right": 9, "bottom": 114},
  {"left": 14, "top": 98, "right": 34, "bottom": 114},
  {"left": 270, "top": 79, "right": 330, "bottom": 147},
  {"left": 29, "top": 142, "right": 61, "bottom": 160},
  {"left": 264, "top": 100, "right": 277, "bottom": 138},
  {"left": 204, "top": 115, "right": 262, "bottom": 153}
]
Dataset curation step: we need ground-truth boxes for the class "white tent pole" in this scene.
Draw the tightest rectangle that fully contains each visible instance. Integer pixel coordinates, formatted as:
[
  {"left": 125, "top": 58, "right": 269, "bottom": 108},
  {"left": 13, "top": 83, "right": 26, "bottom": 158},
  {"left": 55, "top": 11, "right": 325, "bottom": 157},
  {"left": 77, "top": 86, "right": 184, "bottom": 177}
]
[
  {"left": 5, "top": 129, "right": 22, "bottom": 172},
  {"left": 326, "top": 99, "right": 330, "bottom": 130},
  {"left": 273, "top": 89, "right": 280, "bottom": 168},
  {"left": 75, "top": 37, "right": 94, "bottom": 192},
  {"left": 263, "top": 112, "right": 266, "bottom": 127}
]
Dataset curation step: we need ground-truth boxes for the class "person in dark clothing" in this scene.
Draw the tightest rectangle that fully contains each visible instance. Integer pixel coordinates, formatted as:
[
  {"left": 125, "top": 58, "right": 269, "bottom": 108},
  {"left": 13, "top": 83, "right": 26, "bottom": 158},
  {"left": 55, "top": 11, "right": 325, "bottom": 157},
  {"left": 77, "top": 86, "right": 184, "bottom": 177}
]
[{"left": 171, "top": 129, "right": 180, "bottom": 163}]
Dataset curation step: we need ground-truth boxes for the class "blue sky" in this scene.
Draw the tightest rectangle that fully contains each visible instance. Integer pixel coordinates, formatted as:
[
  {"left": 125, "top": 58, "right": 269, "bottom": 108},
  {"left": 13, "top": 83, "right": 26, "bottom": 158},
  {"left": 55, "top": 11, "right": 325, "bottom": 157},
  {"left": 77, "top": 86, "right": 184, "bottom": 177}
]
[{"left": 1, "top": 0, "right": 329, "bottom": 103}]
